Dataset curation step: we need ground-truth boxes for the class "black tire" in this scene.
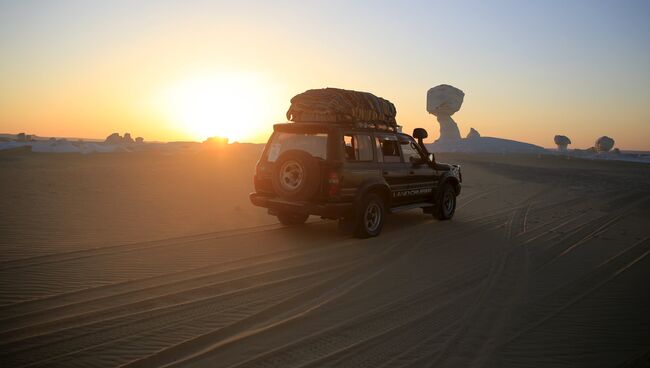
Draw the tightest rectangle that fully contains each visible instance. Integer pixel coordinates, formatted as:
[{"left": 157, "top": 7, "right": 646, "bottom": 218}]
[
  {"left": 271, "top": 150, "right": 321, "bottom": 201},
  {"left": 433, "top": 182, "right": 456, "bottom": 220},
  {"left": 353, "top": 193, "right": 385, "bottom": 238},
  {"left": 277, "top": 212, "right": 309, "bottom": 226}
]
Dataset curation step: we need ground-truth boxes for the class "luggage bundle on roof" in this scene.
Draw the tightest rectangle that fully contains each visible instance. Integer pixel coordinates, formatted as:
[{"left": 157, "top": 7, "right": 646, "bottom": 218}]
[{"left": 286, "top": 88, "right": 397, "bottom": 127}]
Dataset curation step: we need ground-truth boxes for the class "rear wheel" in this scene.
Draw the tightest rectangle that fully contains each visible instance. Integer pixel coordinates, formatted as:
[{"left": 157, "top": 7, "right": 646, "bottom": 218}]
[
  {"left": 353, "top": 193, "right": 385, "bottom": 238},
  {"left": 433, "top": 183, "right": 456, "bottom": 220},
  {"left": 277, "top": 212, "right": 309, "bottom": 226}
]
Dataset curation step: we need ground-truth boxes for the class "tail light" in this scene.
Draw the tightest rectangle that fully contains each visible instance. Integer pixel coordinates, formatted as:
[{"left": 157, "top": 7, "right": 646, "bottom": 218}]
[{"left": 327, "top": 170, "right": 340, "bottom": 197}]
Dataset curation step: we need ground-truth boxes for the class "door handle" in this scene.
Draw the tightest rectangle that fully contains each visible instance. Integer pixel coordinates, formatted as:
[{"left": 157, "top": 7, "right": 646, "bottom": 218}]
[
  {"left": 409, "top": 170, "right": 415, "bottom": 175},
  {"left": 382, "top": 171, "right": 389, "bottom": 175}
]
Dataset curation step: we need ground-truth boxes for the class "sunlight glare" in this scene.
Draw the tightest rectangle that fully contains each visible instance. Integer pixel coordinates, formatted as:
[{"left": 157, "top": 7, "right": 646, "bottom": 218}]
[{"left": 163, "top": 72, "right": 274, "bottom": 142}]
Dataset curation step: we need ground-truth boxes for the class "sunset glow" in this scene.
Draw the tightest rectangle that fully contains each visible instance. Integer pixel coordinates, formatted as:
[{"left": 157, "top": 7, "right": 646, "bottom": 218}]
[
  {"left": 160, "top": 72, "right": 275, "bottom": 142},
  {"left": 0, "top": 1, "right": 649, "bottom": 148}
]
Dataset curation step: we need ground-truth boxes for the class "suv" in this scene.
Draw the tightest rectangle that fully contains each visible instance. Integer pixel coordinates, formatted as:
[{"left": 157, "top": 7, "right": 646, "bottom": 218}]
[{"left": 250, "top": 122, "right": 462, "bottom": 238}]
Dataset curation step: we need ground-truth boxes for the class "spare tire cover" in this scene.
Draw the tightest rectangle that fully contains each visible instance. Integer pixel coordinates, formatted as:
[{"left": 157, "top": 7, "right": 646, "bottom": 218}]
[{"left": 272, "top": 150, "right": 321, "bottom": 200}]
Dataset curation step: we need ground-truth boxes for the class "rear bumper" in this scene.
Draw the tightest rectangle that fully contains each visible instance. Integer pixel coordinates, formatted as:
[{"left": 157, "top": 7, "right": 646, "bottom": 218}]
[{"left": 249, "top": 193, "right": 352, "bottom": 218}]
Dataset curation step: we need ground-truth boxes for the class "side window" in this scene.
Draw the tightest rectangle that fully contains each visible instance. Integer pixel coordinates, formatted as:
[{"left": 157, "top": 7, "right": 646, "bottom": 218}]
[
  {"left": 377, "top": 135, "right": 402, "bottom": 163},
  {"left": 343, "top": 134, "right": 373, "bottom": 161},
  {"left": 400, "top": 138, "right": 424, "bottom": 164}
]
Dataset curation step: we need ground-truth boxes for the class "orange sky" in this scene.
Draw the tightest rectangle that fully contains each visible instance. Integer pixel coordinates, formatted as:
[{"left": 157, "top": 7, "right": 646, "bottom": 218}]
[{"left": 1, "top": 1, "right": 649, "bottom": 149}]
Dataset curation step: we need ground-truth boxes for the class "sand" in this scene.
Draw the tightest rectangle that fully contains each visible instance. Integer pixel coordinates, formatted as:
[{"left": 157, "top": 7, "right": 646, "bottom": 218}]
[{"left": 0, "top": 148, "right": 649, "bottom": 367}]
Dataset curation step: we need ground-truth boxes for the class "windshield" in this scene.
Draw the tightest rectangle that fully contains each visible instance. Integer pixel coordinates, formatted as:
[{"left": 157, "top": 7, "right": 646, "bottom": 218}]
[{"left": 265, "top": 132, "right": 328, "bottom": 162}]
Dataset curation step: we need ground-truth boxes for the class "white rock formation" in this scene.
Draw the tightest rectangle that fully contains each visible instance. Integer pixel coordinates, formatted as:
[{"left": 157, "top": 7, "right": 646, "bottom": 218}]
[
  {"left": 554, "top": 135, "right": 571, "bottom": 151},
  {"left": 466, "top": 128, "right": 481, "bottom": 139},
  {"left": 428, "top": 137, "right": 545, "bottom": 154},
  {"left": 16, "top": 133, "right": 32, "bottom": 142},
  {"left": 595, "top": 136, "right": 614, "bottom": 152},
  {"left": 105, "top": 132, "right": 141, "bottom": 145},
  {"left": 425, "top": 85, "right": 546, "bottom": 154},
  {"left": 123, "top": 133, "right": 134, "bottom": 144},
  {"left": 105, "top": 133, "right": 123, "bottom": 144},
  {"left": 427, "top": 85, "right": 464, "bottom": 142}
]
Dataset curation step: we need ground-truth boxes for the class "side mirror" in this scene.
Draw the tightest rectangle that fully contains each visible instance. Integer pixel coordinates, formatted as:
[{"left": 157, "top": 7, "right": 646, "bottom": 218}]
[{"left": 413, "top": 128, "right": 428, "bottom": 140}]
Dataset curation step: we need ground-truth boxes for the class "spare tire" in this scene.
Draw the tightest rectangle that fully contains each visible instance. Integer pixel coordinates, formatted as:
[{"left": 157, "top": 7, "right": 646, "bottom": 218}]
[{"left": 271, "top": 150, "right": 321, "bottom": 201}]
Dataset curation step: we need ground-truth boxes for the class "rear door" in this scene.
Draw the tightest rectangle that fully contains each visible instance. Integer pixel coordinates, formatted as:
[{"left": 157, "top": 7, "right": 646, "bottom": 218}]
[
  {"left": 255, "top": 126, "right": 331, "bottom": 196},
  {"left": 398, "top": 135, "right": 437, "bottom": 203},
  {"left": 375, "top": 134, "right": 412, "bottom": 205},
  {"left": 339, "top": 132, "right": 381, "bottom": 201}
]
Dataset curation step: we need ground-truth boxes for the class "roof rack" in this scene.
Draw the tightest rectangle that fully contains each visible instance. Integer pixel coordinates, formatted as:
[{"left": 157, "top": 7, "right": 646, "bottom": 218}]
[
  {"left": 351, "top": 121, "right": 400, "bottom": 132},
  {"left": 290, "top": 120, "right": 401, "bottom": 132}
]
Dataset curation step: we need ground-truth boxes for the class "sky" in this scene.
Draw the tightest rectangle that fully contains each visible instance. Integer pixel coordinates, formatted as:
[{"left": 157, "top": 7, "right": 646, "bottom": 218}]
[{"left": 1, "top": 0, "right": 649, "bottom": 149}]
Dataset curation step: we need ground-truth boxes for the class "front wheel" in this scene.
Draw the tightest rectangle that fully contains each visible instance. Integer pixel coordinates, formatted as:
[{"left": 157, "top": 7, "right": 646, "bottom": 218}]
[
  {"left": 277, "top": 212, "right": 309, "bottom": 226},
  {"left": 354, "top": 193, "right": 385, "bottom": 238},
  {"left": 433, "top": 183, "right": 456, "bottom": 220}
]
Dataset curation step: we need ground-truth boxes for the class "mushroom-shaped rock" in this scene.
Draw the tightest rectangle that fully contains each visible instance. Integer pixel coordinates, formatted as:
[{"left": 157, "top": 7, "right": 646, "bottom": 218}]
[
  {"left": 554, "top": 135, "right": 571, "bottom": 151},
  {"left": 466, "top": 128, "right": 481, "bottom": 139},
  {"left": 427, "top": 84, "right": 464, "bottom": 142},
  {"left": 595, "top": 136, "right": 614, "bottom": 152}
]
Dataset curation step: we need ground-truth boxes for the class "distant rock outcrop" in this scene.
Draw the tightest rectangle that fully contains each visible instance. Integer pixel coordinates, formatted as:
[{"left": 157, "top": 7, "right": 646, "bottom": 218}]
[
  {"left": 203, "top": 136, "right": 229, "bottom": 149},
  {"left": 123, "top": 133, "right": 134, "bottom": 144},
  {"left": 135, "top": 137, "right": 144, "bottom": 144},
  {"left": 429, "top": 137, "right": 545, "bottom": 154},
  {"left": 554, "top": 135, "right": 571, "bottom": 151},
  {"left": 16, "top": 132, "right": 32, "bottom": 142},
  {"left": 105, "top": 132, "right": 142, "bottom": 145},
  {"left": 105, "top": 133, "right": 123, "bottom": 144},
  {"left": 466, "top": 128, "right": 481, "bottom": 139},
  {"left": 595, "top": 136, "right": 614, "bottom": 152},
  {"left": 427, "top": 84, "right": 464, "bottom": 142}
]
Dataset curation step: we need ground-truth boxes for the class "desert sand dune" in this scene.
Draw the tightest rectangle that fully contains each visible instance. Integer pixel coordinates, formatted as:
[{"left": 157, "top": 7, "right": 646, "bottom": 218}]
[{"left": 1, "top": 148, "right": 649, "bottom": 367}]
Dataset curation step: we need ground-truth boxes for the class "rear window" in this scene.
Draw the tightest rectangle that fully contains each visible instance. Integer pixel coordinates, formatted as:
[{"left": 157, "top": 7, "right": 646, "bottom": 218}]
[{"left": 265, "top": 132, "right": 328, "bottom": 162}]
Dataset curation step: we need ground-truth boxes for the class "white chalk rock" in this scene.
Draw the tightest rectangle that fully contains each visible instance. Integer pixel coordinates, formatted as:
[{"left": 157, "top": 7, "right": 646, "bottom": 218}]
[
  {"left": 466, "top": 128, "right": 481, "bottom": 139},
  {"left": 554, "top": 135, "right": 571, "bottom": 151},
  {"left": 427, "top": 84, "right": 464, "bottom": 116},
  {"left": 105, "top": 133, "right": 122, "bottom": 144},
  {"left": 595, "top": 136, "right": 614, "bottom": 152},
  {"left": 428, "top": 137, "right": 545, "bottom": 154},
  {"left": 123, "top": 133, "right": 134, "bottom": 144},
  {"left": 427, "top": 84, "right": 464, "bottom": 142}
]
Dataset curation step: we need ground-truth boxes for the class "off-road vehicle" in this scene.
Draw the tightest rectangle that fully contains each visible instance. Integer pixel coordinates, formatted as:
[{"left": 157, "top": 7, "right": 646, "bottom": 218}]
[{"left": 250, "top": 122, "right": 462, "bottom": 238}]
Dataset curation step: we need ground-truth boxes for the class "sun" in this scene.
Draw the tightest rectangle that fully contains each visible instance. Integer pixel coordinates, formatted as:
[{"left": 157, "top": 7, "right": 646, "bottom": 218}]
[{"left": 162, "top": 72, "right": 274, "bottom": 142}]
